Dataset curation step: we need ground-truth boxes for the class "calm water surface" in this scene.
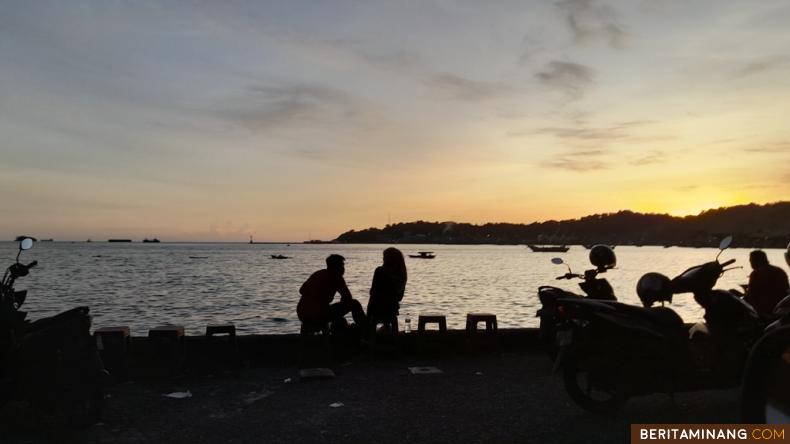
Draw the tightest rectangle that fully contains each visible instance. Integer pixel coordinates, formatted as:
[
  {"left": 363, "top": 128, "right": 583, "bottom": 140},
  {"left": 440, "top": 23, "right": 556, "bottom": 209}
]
[{"left": 2, "top": 242, "right": 786, "bottom": 335}]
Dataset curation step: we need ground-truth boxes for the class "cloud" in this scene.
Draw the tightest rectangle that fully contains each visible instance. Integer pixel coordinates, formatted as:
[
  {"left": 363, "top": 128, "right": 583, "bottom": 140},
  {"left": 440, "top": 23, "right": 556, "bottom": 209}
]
[
  {"left": 542, "top": 156, "right": 609, "bottom": 172},
  {"left": 744, "top": 142, "right": 790, "bottom": 153},
  {"left": 522, "top": 120, "right": 653, "bottom": 142},
  {"left": 542, "top": 147, "right": 609, "bottom": 172},
  {"left": 705, "top": 138, "right": 739, "bottom": 145},
  {"left": 355, "top": 48, "right": 423, "bottom": 71},
  {"left": 535, "top": 61, "right": 595, "bottom": 98},
  {"left": 556, "top": 0, "right": 627, "bottom": 49},
  {"left": 573, "top": 149, "right": 606, "bottom": 157},
  {"left": 630, "top": 150, "right": 665, "bottom": 165},
  {"left": 426, "top": 74, "right": 511, "bottom": 101},
  {"left": 221, "top": 83, "right": 361, "bottom": 131},
  {"left": 533, "top": 126, "right": 624, "bottom": 141},
  {"left": 734, "top": 56, "right": 790, "bottom": 78},
  {"left": 280, "top": 32, "right": 424, "bottom": 72},
  {"left": 518, "top": 35, "right": 547, "bottom": 65}
]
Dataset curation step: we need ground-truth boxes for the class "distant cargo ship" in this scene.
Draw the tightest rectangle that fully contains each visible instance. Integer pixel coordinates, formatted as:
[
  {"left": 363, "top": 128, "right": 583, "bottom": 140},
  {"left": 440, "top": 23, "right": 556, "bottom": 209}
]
[
  {"left": 108, "top": 239, "right": 132, "bottom": 243},
  {"left": 527, "top": 244, "right": 569, "bottom": 253},
  {"left": 142, "top": 238, "right": 160, "bottom": 243}
]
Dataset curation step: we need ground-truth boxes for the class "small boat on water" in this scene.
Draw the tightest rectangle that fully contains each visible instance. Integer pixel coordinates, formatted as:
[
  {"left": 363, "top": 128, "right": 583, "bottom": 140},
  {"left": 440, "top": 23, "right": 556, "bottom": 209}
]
[
  {"left": 527, "top": 244, "right": 569, "bottom": 253},
  {"left": 409, "top": 251, "right": 436, "bottom": 259},
  {"left": 271, "top": 254, "right": 290, "bottom": 260},
  {"left": 143, "top": 238, "right": 160, "bottom": 243}
]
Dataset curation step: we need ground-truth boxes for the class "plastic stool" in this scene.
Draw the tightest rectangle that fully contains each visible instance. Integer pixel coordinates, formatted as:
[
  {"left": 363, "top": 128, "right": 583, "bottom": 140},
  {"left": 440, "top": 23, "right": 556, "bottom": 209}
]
[
  {"left": 418, "top": 314, "right": 447, "bottom": 333},
  {"left": 466, "top": 313, "right": 498, "bottom": 333}
]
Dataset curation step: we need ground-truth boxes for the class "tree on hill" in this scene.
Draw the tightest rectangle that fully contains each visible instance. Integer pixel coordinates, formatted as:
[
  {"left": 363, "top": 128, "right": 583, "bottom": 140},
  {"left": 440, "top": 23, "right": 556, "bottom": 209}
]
[{"left": 334, "top": 202, "right": 790, "bottom": 247}]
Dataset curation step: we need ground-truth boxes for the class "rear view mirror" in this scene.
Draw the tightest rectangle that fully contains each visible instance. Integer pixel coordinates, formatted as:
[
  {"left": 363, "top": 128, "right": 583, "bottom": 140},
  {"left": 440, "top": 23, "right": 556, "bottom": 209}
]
[
  {"left": 551, "top": 257, "right": 564, "bottom": 265},
  {"left": 20, "top": 238, "right": 34, "bottom": 251},
  {"left": 719, "top": 235, "right": 733, "bottom": 250}
]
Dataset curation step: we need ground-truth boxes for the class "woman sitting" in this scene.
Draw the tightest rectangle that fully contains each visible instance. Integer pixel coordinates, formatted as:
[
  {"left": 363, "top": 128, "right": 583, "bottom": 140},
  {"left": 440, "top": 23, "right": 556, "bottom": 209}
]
[{"left": 367, "top": 247, "right": 408, "bottom": 333}]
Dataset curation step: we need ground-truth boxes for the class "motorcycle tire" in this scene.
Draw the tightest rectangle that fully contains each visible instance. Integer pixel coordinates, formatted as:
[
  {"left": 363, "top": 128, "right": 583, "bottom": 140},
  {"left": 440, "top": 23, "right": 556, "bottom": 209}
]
[{"left": 563, "top": 359, "right": 626, "bottom": 414}]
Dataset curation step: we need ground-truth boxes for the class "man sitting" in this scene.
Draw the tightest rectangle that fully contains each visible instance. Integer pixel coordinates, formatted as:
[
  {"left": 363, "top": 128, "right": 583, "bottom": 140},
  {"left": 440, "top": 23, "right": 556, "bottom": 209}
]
[
  {"left": 297, "top": 254, "right": 366, "bottom": 332},
  {"left": 745, "top": 250, "right": 790, "bottom": 317}
]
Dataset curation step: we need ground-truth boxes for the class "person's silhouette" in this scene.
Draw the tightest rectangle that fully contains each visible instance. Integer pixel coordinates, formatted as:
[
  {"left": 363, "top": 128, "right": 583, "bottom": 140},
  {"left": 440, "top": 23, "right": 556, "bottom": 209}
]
[
  {"left": 745, "top": 250, "right": 789, "bottom": 317},
  {"left": 297, "top": 254, "right": 366, "bottom": 330},
  {"left": 367, "top": 247, "right": 407, "bottom": 325}
]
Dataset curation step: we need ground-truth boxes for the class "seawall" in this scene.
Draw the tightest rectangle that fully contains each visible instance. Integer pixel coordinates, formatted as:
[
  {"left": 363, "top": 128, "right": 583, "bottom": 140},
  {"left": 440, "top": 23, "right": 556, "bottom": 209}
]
[{"left": 95, "top": 328, "right": 543, "bottom": 377}]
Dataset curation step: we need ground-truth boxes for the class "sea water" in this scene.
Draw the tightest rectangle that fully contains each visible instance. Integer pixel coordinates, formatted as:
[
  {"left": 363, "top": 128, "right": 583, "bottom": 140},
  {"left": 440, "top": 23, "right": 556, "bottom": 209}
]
[{"left": 1, "top": 242, "right": 785, "bottom": 335}]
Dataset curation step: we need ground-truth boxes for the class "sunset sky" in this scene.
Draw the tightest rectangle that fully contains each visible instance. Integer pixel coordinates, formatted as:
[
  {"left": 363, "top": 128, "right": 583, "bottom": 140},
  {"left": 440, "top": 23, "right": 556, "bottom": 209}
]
[{"left": 1, "top": 1, "right": 789, "bottom": 241}]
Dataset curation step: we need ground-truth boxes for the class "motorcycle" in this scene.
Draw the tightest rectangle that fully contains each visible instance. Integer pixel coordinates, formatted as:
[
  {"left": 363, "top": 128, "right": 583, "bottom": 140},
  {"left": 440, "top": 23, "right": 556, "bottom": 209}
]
[
  {"left": 741, "top": 242, "right": 790, "bottom": 423},
  {"left": 547, "top": 236, "right": 765, "bottom": 414},
  {"left": 0, "top": 238, "right": 105, "bottom": 426},
  {"left": 536, "top": 245, "right": 616, "bottom": 357}
]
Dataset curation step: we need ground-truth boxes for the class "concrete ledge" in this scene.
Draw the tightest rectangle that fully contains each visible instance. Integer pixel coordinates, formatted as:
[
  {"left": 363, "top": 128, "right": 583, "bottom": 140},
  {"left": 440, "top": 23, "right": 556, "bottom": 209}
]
[{"left": 102, "top": 328, "right": 541, "bottom": 377}]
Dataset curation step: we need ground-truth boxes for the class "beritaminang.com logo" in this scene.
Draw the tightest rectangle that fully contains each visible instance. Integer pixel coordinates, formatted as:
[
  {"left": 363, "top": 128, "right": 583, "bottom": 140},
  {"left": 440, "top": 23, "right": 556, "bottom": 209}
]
[{"left": 631, "top": 424, "right": 787, "bottom": 443}]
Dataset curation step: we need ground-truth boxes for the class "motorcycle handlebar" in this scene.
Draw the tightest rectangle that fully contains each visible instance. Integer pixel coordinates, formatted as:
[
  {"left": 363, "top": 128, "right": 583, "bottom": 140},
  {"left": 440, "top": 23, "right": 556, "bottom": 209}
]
[
  {"left": 26, "top": 261, "right": 38, "bottom": 269},
  {"left": 721, "top": 258, "right": 736, "bottom": 267},
  {"left": 555, "top": 273, "right": 582, "bottom": 280}
]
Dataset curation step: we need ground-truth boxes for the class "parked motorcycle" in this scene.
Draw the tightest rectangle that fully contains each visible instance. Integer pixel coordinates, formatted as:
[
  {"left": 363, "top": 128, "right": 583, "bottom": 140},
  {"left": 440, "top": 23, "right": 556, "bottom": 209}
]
[
  {"left": 741, "top": 241, "right": 790, "bottom": 423},
  {"left": 0, "top": 237, "right": 105, "bottom": 426},
  {"left": 547, "top": 236, "right": 765, "bottom": 413},
  {"left": 536, "top": 245, "right": 616, "bottom": 356}
]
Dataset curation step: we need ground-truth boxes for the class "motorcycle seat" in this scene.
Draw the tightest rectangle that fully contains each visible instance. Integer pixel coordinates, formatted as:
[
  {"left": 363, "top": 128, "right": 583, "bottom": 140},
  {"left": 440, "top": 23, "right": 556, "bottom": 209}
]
[
  {"left": 538, "top": 286, "right": 584, "bottom": 305},
  {"left": 567, "top": 299, "right": 687, "bottom": 341}
]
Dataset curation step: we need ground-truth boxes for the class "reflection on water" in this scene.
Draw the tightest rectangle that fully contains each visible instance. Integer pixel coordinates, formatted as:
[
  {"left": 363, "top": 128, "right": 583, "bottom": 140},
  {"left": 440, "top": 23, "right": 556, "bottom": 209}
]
[{"left": 1, "top": 242, "right": 785, "bottom": 335}]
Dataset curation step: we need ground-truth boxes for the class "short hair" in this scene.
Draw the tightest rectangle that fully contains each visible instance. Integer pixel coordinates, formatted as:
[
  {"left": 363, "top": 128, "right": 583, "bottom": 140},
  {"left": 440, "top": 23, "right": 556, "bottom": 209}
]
[
  {"left": 750, "top": 250, "right": 769, "bottom": 267},
  {"left": 326, "top": 254, "right": 345, "bottom": 269}
]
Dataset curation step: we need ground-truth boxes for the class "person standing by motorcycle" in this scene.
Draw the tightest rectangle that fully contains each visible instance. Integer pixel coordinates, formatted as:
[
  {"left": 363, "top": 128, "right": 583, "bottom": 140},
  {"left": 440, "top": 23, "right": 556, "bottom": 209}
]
[{"left": 744, "top": 250, "right": 789, "bottom": 317}]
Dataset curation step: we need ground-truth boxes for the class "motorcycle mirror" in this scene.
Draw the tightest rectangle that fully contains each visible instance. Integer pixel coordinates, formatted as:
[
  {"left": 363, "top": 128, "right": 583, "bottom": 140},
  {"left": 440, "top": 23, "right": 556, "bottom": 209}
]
[
  {"left": 551, "top": 257, "right": 564, "bottom": 265},
  {"left": 718, "top": 235, "right": 733, "bottom": 250},
  {"left": 20, "top": 238, "right": 34, "bottom": 251}
]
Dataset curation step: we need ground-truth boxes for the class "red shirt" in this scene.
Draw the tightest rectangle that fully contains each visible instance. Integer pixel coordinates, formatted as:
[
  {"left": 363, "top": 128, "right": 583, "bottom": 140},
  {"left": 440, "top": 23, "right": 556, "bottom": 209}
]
[
  {"left": 297, "top": 269, "right": 351, "bottom": 322},
  {"left": 746, "top": 265, "right": 790, "bottom": 316}
]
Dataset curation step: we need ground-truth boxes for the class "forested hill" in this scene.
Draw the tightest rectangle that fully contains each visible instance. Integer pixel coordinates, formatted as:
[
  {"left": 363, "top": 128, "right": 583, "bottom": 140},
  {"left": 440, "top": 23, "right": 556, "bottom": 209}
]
[{"left": 334, "top": 202, "right": 790, "bottom": 248}]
